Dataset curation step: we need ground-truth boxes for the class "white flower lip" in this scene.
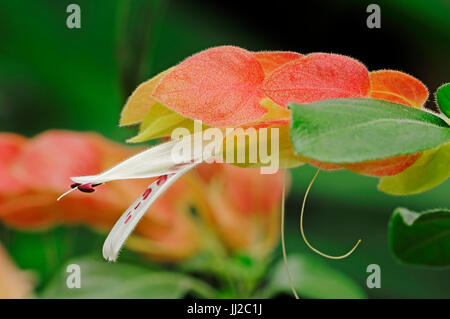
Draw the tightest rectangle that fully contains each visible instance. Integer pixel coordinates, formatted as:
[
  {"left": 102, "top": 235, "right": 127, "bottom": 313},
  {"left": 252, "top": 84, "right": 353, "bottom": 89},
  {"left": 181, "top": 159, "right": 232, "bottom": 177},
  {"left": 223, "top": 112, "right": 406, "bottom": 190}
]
[
  {"left": 71, "top": 139, "right": 186, "bottom": 185},
  {"left": 62, "top": 135, "right": 215, "bottom": 262},
  {"left": 102, "top": 163, "right": 197, "bottom": 262},
  {"left": 71, "top": 132, "right": 211, "bottom": 185}
]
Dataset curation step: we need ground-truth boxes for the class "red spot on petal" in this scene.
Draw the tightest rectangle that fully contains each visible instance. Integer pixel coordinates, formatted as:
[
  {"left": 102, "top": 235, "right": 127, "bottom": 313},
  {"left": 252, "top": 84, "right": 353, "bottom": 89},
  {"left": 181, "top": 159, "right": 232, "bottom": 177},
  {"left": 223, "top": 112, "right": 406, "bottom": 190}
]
[
  {"left": 169, "top": 163, "right": 183, "bottom": 171},
  {"left": 124, "top": 215, "right": 132, "bottom": 224},
  {"left": 156, "top": 175, "right": 168, "bottom": 186},
  {"left": 134, "top": 202, "right": 141, "bottom": 210},
  {"left": 169, "top": 159, "right": 196, "bottom": 171},
  {"left": 143, "top": 188, "right": 152, "bottom": 200}
]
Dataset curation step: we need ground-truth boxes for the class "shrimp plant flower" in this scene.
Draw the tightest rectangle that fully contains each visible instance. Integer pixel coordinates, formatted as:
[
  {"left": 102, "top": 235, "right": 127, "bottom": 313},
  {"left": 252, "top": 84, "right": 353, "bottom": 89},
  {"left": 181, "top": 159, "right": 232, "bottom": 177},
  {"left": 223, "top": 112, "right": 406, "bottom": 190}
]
[{"left": 61, "top": 46, "right": 450, "bottom": 262}]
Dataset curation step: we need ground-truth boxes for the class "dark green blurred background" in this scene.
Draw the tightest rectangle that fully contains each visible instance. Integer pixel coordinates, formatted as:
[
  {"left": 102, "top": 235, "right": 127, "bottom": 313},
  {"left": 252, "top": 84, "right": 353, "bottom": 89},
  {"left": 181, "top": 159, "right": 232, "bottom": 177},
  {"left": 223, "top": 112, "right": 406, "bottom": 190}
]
[{"left": 0, "top": 0, "right": 449, "bottom": 298}]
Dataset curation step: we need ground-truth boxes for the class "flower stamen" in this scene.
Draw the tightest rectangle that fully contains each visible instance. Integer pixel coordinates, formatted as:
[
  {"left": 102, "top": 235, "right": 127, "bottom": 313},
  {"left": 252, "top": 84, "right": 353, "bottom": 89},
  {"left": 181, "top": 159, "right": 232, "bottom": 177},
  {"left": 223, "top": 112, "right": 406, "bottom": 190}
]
[{"left": 57, "top": 183, "right": 103, "bottom": 201}]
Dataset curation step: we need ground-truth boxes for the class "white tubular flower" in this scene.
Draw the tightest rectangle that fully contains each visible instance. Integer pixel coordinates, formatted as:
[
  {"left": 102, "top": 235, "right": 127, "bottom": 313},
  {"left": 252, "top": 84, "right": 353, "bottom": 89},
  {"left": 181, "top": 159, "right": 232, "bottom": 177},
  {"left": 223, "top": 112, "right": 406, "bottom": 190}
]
[
  {"left": 58, "top": 133, "right": 219, "bottom": 262},
  {"left": 71, "top": 136, "right": 197, "bottom": 185}
]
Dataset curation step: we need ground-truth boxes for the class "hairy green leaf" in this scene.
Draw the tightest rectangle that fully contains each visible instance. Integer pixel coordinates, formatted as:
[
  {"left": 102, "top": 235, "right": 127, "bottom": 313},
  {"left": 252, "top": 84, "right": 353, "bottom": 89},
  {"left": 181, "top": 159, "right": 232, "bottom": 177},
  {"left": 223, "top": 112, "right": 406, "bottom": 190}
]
[
  {"left": 436, "top": 83, "right": 450, "bottom": 118},
  {"left": 389, "top": 207, "right": 450, "bottom": 267},
  {"left": 289, "top": 98, "right": 450, "bottom": 163},
  {"left": 260, "top": 254, "right": 366, "bottom": 299}
]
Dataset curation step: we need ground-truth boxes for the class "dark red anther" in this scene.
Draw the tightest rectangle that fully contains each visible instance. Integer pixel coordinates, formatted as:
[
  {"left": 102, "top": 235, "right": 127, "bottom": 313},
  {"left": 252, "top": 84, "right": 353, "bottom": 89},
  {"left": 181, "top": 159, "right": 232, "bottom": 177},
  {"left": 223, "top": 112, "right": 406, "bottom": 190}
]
[
  {"left": 77, "top": 184, "right": 96, "bottom": 193},
  {"left": 70, "top": 182, "right": 102, "bottom": 193}
]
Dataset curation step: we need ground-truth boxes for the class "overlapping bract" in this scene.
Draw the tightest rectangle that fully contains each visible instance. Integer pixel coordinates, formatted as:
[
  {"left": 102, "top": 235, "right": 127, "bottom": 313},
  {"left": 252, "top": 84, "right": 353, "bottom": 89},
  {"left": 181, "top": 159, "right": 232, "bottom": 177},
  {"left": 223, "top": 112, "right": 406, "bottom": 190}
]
[{"left": 120, "top": 45, "right": 432, "bottom": 177}]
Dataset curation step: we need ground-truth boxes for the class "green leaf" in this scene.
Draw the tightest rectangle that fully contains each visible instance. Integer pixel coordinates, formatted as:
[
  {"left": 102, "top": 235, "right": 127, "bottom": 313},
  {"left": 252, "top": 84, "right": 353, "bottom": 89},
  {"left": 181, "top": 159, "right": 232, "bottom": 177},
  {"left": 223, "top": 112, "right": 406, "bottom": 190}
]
[
  {"left": 378, "top": 143, "right": 450, "bottom": 195},
  {"left": 182, "top": 251, "right": 269, "bottom": 281},
  {"left": 180, "top": 252, "right": 270, "bottom": 298},
  {"left": 40, "top": 256, "right": 217, "bottom": 298},
  {"left": 0, "top": 225, "right": 107, "bottom": 291},
  {"left": 389, "top": 207, "right": 450, "bottom": 267},
  {"left": 436, "top": 83, "right": 450, "bottom": 118},
  {"left": 261, "top": 254, "right": 366, "bottom": 299},
  {"left": 289, "top": 98, "right": 450, "bottom": 163}
]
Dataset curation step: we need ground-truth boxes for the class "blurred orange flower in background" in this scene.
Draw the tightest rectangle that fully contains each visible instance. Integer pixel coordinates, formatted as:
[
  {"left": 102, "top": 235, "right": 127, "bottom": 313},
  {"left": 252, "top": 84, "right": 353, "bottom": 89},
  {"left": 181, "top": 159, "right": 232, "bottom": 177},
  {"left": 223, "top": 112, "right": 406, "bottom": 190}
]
[
  {"left": 0, "top": 130, "right": 200, "bottom": 260},
  {"left": 0, "top": 130, "right": 286, "bottom": 261},
  {"left": 190, "top": 164, "right": 285, "bottom": 257},
  {"left": 0, "top": 243, "right": 33, "bottom": 298}
]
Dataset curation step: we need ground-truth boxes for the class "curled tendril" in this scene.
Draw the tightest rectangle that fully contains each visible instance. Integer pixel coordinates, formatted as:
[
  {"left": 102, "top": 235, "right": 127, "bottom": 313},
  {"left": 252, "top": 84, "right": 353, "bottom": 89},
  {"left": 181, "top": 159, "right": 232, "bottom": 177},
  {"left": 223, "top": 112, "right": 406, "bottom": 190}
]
[
  {"left": 300, "top": 169, "right": 362, "bottom": 259},
  {"left": 280, "top": 168, "right": 363, "bottom": 299}
]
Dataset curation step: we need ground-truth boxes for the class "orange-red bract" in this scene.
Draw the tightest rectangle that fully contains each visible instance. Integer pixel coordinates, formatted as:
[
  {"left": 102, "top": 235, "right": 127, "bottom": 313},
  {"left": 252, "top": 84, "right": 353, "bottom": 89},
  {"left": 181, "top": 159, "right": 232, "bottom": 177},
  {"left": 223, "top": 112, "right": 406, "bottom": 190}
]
[
  {"left": 369, "top": 70, "right": 428, "bottom": 108},
  {"left": 253, "top": 51, "right": 303, "bottom": 75},
  {"left": 342, "top": 153, "right": 423, "bottom": 177},
  {"left": 122, "top": 46, "right": 430, "bottom": 177},
  {"left": 261, "top": 53, "right": 371, "bottom": 107},
  {"left": 153, "top": 46, "right": 267, "bottom": 126}
]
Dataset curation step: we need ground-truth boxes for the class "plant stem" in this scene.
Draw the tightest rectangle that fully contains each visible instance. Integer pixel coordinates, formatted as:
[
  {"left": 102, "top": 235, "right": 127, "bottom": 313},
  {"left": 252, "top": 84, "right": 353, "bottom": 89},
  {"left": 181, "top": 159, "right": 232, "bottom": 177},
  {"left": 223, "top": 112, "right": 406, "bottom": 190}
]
[{"left": 281, "top": 170, "right": 299, "bottom": 299}]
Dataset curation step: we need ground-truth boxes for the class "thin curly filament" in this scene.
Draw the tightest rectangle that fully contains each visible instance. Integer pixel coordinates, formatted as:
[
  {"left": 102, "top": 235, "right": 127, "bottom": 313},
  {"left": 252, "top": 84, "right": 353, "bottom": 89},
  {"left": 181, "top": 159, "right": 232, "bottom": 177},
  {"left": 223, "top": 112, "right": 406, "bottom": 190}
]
[
  {"left": 300, "top": 169, "right": 362, "bottom": 259},
  {"left": 280, "top": 170, "right": 300, "bottom": 299}
]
